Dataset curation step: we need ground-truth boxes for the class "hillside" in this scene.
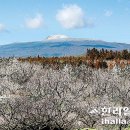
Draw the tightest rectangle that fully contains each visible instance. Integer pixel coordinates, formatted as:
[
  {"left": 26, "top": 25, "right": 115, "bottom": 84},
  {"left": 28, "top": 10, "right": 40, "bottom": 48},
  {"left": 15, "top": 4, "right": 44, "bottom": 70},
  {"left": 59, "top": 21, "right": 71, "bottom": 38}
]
[{"left": 0, "top": 38, "right": 130, "bottom": 57}]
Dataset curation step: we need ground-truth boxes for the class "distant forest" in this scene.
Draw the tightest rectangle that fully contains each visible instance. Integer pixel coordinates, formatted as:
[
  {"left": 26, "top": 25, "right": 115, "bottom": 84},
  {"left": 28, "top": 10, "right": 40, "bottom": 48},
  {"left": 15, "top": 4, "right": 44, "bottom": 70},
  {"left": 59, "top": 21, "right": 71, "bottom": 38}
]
[{"left": 18, "top": 48, "right": 130, "bottom": 69}]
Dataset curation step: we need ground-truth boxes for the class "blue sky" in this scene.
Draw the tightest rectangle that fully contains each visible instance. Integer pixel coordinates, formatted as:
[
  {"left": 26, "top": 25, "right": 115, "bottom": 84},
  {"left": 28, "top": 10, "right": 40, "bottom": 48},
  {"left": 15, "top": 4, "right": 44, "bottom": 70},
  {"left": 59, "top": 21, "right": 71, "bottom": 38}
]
[{"left": 0, "top": 0, "right": 130, "bottom": 45}]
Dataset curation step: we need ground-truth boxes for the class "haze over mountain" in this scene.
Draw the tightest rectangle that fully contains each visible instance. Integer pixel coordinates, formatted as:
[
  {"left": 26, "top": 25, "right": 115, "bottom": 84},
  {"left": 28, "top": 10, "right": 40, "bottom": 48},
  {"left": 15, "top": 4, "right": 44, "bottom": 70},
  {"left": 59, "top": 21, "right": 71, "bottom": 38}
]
[{"left": 0, "top": 35, "right": 130, "bottom": 57}]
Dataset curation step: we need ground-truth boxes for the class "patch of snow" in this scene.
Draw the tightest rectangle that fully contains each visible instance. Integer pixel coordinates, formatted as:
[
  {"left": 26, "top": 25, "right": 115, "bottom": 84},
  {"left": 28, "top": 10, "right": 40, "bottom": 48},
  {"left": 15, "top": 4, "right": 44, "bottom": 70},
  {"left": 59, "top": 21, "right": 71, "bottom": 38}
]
[{"left": 46, "top": 34, "right": 70, "bottom": 40}]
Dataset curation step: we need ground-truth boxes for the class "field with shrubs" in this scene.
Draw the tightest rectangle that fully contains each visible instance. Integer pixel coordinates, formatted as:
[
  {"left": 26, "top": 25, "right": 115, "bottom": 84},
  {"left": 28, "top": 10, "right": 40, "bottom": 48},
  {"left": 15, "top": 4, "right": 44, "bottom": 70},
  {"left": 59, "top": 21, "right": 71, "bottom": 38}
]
[{"left": 0, "top": 49, "right": 130, "bottom": 130}]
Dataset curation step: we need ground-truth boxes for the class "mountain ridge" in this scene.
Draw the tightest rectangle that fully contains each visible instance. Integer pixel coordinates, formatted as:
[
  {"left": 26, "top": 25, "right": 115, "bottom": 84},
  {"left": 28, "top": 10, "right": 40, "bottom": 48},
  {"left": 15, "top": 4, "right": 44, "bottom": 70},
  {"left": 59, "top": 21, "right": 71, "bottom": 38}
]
[{"left": 0, "top": 38, "right": 130, "bottom": 57}]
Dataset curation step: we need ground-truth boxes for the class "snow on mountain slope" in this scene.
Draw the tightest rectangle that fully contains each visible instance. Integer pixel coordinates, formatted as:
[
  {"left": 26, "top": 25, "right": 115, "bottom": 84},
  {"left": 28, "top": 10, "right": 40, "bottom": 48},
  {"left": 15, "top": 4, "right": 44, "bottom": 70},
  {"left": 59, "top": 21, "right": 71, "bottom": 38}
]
[
  {"left": 47, "top": 35, "right": 70, "bottom": 40},
  {"left": 0, "top": 38, "right": 130, "bottom": 57}
]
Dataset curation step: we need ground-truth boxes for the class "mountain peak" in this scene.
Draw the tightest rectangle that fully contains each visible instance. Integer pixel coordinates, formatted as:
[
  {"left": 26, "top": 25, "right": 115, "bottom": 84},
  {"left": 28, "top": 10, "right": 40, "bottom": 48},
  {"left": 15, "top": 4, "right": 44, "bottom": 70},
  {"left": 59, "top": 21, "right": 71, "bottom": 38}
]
[{"left": 46, "top": 34, "right": 70, "bottom": 40}]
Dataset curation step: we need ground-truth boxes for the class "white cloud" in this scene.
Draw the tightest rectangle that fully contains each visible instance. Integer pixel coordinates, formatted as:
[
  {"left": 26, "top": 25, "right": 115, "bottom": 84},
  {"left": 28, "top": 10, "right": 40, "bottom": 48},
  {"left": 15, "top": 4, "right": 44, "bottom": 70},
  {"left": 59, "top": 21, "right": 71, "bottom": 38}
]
[
  {"left": 0, "top": 24, "right": 7, "bottom": 32},
  {"left": 25, "top": 14, "right": 43, "bottom": 29},
  {"left": 56, "top": 4, "right": 89, "bottom": 29},
  {"left": 105, "top": 10, "right": 113, "bottom": 17}
]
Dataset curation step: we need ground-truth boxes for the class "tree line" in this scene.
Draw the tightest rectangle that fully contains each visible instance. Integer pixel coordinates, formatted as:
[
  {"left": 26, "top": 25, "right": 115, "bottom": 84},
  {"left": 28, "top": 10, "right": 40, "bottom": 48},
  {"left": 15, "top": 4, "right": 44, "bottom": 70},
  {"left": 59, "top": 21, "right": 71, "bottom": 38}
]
[
  {"left": 18, "top": 48, "right": 130, "bottom": 69},
  {"left": 86, "top": 48, "right": 130, "bottom": 60}
]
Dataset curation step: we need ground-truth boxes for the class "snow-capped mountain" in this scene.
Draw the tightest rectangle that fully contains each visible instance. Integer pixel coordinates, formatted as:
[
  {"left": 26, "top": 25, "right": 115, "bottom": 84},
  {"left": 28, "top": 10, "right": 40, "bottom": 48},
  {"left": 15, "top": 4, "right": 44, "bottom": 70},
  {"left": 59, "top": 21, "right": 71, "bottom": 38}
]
[{"left": 0, "top": 37, "right": 130, "bottom": 57}]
